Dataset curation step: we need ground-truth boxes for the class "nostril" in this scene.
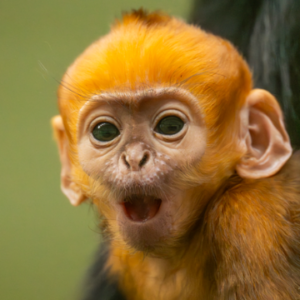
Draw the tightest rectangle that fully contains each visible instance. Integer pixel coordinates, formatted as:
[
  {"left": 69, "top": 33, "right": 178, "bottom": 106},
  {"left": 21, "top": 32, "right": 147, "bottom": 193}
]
[
  {"left": 139, "top": 153, "right": 149, "bottom": 168},
  {"left": 122, "top": 155, "right": 130, "bottom": 169},
  {"left": 121, "top": 149, "right": 150, "bottom": 171}
]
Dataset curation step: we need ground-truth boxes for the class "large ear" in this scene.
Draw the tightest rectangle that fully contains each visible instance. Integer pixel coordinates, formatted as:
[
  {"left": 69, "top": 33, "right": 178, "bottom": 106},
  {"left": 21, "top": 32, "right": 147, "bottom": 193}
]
[
  {"left": 51, "top": 115, "right": 87, "bottom": 206},
  {"left": 236, "top": 89, "right": 292, "bottom": 179}
]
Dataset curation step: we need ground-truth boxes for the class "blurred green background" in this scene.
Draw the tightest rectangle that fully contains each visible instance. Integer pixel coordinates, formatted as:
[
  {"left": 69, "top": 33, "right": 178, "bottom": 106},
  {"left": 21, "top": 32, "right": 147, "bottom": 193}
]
[{"left": 0, "top": 1, "right": 191, "bottom": 299}]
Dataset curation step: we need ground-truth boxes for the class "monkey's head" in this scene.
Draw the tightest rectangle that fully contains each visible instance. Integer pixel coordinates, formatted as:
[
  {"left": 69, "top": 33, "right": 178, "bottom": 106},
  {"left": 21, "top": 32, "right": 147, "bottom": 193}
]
[{"left": 52, "top": 10, "right": 292, "bottom": 255}]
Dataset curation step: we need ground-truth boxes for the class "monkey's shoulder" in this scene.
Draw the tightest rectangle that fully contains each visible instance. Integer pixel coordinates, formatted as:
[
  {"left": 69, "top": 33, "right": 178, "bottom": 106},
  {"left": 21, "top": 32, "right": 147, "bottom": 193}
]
[
  {"left": 282, "top": 150, "right": 300, "bottom": 177},
  {"left": 80, "top": 243, "right": 126, "bottom": 300}
]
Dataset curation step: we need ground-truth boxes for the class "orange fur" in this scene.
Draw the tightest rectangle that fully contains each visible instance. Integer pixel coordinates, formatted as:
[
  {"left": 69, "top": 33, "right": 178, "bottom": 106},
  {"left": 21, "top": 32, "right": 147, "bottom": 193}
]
[{"left": 55, "top": 10, "right": 300, "bottom": 300}]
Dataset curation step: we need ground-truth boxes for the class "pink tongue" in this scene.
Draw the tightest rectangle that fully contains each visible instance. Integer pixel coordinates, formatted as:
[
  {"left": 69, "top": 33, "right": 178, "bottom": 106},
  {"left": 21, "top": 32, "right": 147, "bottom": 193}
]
[{"left": 124, "top": 196, "right": 161, "bottom": 222}]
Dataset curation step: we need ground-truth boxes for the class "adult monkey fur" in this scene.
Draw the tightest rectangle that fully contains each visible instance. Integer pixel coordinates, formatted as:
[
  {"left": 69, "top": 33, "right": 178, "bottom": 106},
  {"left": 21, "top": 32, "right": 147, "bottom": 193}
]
[
  {"left": 191, "top": 0, "right": 300, "bottom": 148},
  {"left": 52, "top": 10, "right": 300, "bottom": 300}
]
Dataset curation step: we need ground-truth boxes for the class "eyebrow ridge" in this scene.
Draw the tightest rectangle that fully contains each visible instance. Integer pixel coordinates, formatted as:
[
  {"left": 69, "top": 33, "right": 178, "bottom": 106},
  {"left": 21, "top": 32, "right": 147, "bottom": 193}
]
[{"left": 88, "top": 87, "right": 201, "bottom": 108}]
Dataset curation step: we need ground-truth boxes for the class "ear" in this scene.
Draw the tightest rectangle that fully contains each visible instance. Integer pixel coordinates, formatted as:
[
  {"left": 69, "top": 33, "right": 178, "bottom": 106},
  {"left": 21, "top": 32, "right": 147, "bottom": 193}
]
[
  {"left": 51, "top": 115, "right": 87, "bottom": 206},
  {"left": 236, "top": 89, "right": 292, "bottom": 179}
]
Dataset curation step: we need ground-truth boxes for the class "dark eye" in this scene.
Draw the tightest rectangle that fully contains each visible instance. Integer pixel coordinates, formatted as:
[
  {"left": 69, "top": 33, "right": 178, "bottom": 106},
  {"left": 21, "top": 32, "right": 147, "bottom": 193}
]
[
  {"left": 155, "top": 116, "right": 184, "bottom": 135},
  {"left": 92, "top": 122, "right": 120, "bottom": 142}
]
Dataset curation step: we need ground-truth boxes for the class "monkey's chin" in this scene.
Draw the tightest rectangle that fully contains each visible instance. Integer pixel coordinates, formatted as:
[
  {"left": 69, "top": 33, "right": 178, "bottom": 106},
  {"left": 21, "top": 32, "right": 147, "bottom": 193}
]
[{"left": 115, "top": 195, "right": 172, "bottom": 252}]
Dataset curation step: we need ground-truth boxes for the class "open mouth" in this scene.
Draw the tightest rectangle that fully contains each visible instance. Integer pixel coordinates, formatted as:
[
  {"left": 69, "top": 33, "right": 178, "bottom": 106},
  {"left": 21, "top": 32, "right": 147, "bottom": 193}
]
[{"left": 122, "top": 195, "right": 162, "bottom": 222}]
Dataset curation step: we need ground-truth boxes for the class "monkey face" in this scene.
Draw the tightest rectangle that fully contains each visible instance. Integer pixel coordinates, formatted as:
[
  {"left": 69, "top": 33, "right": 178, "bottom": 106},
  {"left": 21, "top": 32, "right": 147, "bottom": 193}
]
[
  {"left": 76, "top": 88, "right": 207, "bottom": 252},
  {"left": 54, "top": 13, "right": 255, "bottom": 254}
]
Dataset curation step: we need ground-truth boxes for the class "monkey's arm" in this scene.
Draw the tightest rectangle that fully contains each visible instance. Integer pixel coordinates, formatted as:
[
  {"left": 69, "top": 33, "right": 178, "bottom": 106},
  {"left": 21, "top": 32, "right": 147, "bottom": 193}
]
[{"left": 80, "top": 243, "right": 126, "bottom": 300}]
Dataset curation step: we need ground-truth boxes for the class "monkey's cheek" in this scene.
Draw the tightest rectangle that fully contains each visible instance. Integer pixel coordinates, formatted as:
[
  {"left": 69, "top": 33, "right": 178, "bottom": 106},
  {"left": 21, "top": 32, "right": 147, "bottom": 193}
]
[{"left": 115, "top": 203, "right": 172, "bottom": 252}]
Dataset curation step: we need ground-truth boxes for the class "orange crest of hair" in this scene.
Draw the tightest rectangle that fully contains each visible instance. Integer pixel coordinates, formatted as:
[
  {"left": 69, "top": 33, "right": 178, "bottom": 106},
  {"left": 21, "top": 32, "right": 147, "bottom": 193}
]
[{"left": 116, "top": 9, "right": 171, "bottom": 27}]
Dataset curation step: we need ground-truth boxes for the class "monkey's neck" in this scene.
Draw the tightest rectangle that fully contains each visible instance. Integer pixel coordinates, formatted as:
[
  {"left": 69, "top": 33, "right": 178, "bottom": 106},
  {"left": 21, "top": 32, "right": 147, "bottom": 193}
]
[{"left": 109, "top": 152, "right": 300, "bottom": 300}]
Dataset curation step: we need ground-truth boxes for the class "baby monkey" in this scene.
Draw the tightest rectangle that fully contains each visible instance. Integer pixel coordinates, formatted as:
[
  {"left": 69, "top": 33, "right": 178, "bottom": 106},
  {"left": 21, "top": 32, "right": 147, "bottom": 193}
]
[{"left": 52, "top": 10, "right": 300, "bottom": 300}]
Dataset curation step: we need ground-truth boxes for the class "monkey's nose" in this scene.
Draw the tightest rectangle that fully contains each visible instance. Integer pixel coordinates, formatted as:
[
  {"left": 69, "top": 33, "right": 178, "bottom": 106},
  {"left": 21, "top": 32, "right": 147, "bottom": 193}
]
[{"left": 121, "top": 143, "right": 151, "bottom": 171}]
